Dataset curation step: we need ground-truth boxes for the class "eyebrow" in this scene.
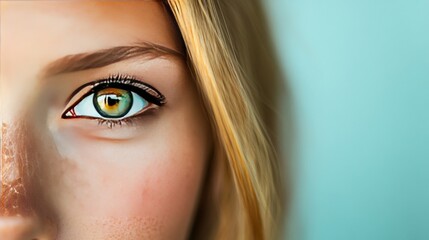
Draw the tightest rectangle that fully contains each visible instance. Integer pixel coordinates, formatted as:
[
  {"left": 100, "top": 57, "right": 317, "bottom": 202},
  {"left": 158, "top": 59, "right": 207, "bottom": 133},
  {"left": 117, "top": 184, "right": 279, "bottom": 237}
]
[{"left": 43, "top": 41, "right": 185, "bottom": 77}]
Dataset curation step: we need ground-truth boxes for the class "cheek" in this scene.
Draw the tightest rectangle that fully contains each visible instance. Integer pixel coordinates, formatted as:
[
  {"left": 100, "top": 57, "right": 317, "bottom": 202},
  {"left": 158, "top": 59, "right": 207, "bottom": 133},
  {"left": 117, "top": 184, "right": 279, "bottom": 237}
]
[
  {"left": 63, "top": 144, "right": 204, "bottom": 239},
  {"left": 39, "top": 99, "right": 211, "bottom": 239}
]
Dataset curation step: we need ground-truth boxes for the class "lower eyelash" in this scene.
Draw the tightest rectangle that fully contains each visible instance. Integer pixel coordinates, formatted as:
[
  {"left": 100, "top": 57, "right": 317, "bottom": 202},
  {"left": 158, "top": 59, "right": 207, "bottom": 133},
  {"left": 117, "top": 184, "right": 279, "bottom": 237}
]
[
  {"left": 96, "top": 109, "right": 155, "bottom": 128},
  {"left": 95, "top": 106, "right": 159, "bottom": 129},
  {"left": 97, "top": 118, "right": 135, "bottom": 129}
]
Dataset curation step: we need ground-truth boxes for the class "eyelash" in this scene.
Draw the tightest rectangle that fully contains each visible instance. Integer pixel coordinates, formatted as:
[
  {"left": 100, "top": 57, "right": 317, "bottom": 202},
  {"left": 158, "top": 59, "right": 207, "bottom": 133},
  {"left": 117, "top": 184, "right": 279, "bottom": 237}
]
[
  {"left": 95, "top": 107, "right": 158, "bottom": 128},
  {"left": 63, "top": 74, "right": 166, "bottom": 128},
  {"left": 97, "top": 117, "right": 137, "bottom": 129}
]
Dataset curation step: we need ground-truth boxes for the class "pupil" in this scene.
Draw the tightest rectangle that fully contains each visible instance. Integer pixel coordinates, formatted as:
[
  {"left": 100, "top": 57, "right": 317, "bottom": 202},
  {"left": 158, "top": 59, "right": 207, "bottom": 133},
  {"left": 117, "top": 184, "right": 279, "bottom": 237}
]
[{"left": 106, "top": 95, "right": 120, "bottom": 106}]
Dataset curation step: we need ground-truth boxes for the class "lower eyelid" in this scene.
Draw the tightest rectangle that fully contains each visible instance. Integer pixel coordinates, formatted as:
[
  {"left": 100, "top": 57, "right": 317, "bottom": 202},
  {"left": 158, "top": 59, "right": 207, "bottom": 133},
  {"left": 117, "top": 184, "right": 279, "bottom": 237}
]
[
  {"left": 64, "top": 96, "right": 156, "bottom": 121},
  {"left": 96, "top": 107, "right": 159, "bottom": 128}
]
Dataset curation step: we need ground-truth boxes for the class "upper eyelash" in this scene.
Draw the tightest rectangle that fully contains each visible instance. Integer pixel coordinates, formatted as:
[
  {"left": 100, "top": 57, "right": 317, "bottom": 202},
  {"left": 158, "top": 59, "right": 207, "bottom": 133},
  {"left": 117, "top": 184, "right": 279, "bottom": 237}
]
[
  {"left": 64, "top": 74, "right": 166, "bottom": 106},
  {"left": 92, "top": 74, "right": 166, "bottom": 105}
]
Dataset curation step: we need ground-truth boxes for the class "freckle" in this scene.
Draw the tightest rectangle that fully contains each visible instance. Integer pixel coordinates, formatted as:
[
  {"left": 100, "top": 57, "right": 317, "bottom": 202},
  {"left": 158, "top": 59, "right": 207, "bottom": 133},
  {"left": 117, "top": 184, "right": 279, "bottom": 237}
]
[{"left": 88, "top": 217, "right": 163, "bottom": 239}]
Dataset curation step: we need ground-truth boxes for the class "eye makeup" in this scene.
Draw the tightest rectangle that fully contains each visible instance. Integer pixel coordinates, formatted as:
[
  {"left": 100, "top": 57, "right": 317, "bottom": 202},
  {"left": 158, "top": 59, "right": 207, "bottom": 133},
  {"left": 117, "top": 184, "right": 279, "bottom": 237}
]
[{"left": 61, "top": 74, "right": 166, "bottom": 127}]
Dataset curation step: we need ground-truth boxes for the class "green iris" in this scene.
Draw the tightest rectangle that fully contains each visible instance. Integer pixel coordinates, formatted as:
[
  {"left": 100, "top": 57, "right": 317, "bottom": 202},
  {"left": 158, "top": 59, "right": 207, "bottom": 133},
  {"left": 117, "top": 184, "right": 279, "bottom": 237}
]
[{"left": 93, "top": 88, "right": 133, "bottom": 118}]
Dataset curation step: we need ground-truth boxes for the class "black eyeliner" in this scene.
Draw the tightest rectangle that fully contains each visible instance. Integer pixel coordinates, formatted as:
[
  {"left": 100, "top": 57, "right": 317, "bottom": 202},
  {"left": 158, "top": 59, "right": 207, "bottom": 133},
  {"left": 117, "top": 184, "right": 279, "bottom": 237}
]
[
  {"left": 61, "top": 74, "right": 166, "bottom": 119},
  {"left": 66, "top": 74, "right": 166, "bottom": 105}
]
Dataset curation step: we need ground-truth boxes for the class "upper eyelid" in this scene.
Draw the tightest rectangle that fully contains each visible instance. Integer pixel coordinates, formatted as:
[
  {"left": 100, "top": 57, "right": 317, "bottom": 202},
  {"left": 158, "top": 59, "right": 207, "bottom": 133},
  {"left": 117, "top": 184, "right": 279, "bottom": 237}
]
[
  {"left": 92, "top": 78, "right": 165, "bottom": 105},
  {"left": 64, "top": 75, "right": 166, "bottom": 105}
]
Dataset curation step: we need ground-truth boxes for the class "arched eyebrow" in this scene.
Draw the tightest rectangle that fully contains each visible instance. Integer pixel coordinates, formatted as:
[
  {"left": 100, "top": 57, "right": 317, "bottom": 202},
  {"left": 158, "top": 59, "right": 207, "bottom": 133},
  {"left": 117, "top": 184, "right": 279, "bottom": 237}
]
[{"left": 42, "top": 41, "right": 185, "bottom": 77}]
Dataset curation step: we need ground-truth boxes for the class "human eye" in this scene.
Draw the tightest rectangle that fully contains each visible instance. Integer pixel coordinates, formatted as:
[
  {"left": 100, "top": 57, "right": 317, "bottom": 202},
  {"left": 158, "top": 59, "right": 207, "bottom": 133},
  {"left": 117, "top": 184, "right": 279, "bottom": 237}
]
[{"left": 61, "top": 74, "right": 166, "bottom": 127}]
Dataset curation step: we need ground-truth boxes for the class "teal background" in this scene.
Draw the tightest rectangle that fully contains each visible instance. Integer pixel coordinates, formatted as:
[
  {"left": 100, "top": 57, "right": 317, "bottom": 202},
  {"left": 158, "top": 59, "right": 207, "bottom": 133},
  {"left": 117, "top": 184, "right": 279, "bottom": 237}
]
[{"left": 264, "top": 1, "right": 429, "bottom": 239}]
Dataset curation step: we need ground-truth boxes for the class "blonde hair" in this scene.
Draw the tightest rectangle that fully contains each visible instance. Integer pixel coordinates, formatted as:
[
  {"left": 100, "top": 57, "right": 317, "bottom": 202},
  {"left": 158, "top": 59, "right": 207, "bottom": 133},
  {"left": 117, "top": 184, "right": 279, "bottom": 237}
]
[{"left": 166, "top": 0, "right": 284, "bottom": 239}]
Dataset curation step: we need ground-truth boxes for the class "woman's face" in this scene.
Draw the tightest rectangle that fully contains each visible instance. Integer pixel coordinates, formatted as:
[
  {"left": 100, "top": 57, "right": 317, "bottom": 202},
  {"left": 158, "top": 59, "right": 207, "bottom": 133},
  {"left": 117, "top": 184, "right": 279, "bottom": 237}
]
[{"left": 1, "top": 1, "right": 211, "bottom": 239}]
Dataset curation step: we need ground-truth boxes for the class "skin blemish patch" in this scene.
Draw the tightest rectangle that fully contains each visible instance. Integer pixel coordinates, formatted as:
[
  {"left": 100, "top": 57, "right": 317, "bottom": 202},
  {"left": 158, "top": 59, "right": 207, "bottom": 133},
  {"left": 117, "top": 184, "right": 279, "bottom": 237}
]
[{"left": 0, "top": 122, "right": 33, "bottom": 217}]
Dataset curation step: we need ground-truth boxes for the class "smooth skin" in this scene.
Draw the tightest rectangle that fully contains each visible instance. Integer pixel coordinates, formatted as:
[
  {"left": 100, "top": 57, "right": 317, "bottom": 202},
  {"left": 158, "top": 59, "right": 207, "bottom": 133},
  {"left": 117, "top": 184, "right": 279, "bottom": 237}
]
[{"left": 0, "top": 1, "right": 211, "bottom": 239}]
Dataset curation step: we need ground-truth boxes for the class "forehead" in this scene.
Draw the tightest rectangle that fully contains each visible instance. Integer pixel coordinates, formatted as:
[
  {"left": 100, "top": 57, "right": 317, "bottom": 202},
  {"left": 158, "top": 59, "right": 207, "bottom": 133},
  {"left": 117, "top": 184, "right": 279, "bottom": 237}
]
[{"left": 0, "top": 1, "right": 181, "bottom": 71}]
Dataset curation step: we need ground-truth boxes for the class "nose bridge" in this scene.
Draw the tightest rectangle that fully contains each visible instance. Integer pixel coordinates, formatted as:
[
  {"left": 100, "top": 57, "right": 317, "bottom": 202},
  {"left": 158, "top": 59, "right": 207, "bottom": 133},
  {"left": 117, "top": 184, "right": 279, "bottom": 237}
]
[{"left": 1, "top": 5, "right": 58, "bottom": 238}]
